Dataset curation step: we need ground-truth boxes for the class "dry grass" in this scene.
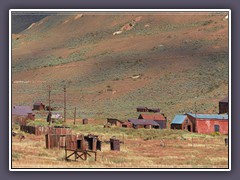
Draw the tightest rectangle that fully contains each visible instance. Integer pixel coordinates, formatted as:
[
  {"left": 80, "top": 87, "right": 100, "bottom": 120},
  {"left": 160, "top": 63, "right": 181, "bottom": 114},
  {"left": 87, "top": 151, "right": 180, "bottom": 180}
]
[{"left": 11, "top": 128, "right": 228, "bottom": 169}]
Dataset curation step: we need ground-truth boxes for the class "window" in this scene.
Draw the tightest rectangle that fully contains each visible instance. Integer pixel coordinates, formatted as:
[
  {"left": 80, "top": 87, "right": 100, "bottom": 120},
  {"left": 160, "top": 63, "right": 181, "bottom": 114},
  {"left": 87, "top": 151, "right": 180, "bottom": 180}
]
[
  {"left": 214, "top": 125, "right": 220, "bottom": 132},
  {"left": 186, "top": 119, "right": 188, "bottom": 123}
]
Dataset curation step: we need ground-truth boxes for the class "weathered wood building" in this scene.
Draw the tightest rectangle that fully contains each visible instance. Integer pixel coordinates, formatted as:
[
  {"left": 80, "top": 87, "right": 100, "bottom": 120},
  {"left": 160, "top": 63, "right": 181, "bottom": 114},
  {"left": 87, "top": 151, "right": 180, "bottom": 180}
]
[
  {"left": 12, "top": 106, "right": 35, "bottom": 125},
  {"left": 170, "top": 115, "right": 193, "bottom": 132},
  {"left": 33, "top": 101, "right": 45, "bottom": 111},
  {"left": 107, "top": 118, "right": 123, "bottom": 127},
  {"left": 136, "top": 106, "right": 148, "bottom": 112},
  {"left": 187, "top": 113, "right": 228, "bottom": 134},
  {"left": 138, "top": 113, "right": 167, "bottom": 129},
  {"left": 219, "top": 96, "right": 228, "bottom": 114},
  {"left": 128, "top": 119, "right": 160, "bottom": 129}
]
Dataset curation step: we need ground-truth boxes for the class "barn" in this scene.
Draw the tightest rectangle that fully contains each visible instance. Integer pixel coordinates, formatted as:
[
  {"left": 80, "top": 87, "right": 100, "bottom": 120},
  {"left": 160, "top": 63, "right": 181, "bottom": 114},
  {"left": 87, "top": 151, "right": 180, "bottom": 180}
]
[
  {"left": 219, "top": 96, "right": 228, "bottom": 114},
  {"left": 170, "top": 115, "right": 193, "bottom": 132},
  {"left": 136, "top": 106, "right": 148, "bottom": 112},
  {"left": 148, "top": 108, "right": 160, "bottom": 113},
  {"left": 187, "top": 113, "right": 228, "bottom": 134},
  {"left": 128, "top": 119, "right": 160, "bottom": 129},
  {"left": 138, "top": 114, "right": 167, "bottom": 129},
  {"left": 33, "top": 101, "right": 45, "bottom": 111},
  {"left": 107, "top": 118, "right": 123, "bottom": 127},
  {"left": 12, "top": 106, "right": 35, "bottom": 124}
]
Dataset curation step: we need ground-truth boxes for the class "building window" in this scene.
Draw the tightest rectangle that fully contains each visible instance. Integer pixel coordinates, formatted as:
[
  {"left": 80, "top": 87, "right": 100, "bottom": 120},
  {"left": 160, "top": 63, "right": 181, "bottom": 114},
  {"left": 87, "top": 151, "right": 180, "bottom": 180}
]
[
  {"left": 186, "top": 119, "right": 188, "bottom": 123},
  {"left": 214, "top": 125, "right": 220, "bottom": 132}
]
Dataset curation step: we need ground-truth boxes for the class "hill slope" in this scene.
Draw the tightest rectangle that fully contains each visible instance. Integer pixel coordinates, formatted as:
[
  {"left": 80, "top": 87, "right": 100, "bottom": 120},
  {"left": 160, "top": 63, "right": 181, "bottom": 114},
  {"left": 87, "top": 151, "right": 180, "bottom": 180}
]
[{"left": 11, "top": 12, "right": 229, "bottom": 121}]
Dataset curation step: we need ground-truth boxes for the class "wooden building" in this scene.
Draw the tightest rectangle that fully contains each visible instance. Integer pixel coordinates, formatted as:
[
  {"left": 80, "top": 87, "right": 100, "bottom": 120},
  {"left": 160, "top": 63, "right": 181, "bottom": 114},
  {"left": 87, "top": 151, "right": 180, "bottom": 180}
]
[
  {"left": 170, "top": 115, "right": 193, "bottom": 132},
  {"left": 219, "top": 96, "right": 228, "bottom": 114},
  {"left": 148, "top": 108, "right": 160, "bottom": 113},
  {"left": 128, "top": 119, "right": 160, "bottom": 129},
  {"left": 187, "top": 113, "right": 228, "bottom": 134},
  {"left": 107, "top": 118, "right": 123, "bottom": 127},
  {"left": 138, "top": 114, "right": 167, "bottom": 129},
  {"left": 33, "top": 102, "right": 45, "bottom": 111},
  {"left": 136, "top": 106, "right": 148, "bottom": 112},
  {"left": 12, "top": 106, "right": 35, "bottom": 125}
]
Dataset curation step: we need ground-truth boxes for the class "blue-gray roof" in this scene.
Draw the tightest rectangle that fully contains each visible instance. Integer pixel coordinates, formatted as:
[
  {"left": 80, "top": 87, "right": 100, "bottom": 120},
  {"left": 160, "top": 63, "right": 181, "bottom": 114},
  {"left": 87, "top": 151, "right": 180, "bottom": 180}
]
[
  {"left": 128, "top": 119, "right": 159, "bottom": 126},
  {"left": 171, "top": 115, "right": 187, "bottom": 124},
  {"left": 12, "top": 106, "right": 33, "bottom": 116},
  {"left": 187, "top": 113, "right": 228, "bottom": 120}
]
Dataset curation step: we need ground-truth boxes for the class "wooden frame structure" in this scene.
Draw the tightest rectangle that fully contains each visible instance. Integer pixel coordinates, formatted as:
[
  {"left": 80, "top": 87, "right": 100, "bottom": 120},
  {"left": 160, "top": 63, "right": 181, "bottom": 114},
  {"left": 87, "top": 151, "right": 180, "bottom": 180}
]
[{"left": 64, "top": 134, "right": 101, "bottom": 161}]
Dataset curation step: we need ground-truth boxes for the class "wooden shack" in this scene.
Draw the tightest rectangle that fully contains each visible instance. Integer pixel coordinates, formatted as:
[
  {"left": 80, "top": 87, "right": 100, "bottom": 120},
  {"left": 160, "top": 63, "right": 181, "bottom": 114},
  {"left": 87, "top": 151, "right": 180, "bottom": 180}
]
[
  {"left": 64, "top": 134, "right": 101, "bottom": 161},
  {"left": 138, "top": 114, "right": 167, "bottom": 129},
  {"left": 136, "top": 106, "right": 148, "bottom": 112},
  {"left": 219, "top": 96, "right": 228, "bottom": 114},
  {"left": 171, "top": 115, "right": 193, "bottom": 132},
  {"left": 128, "top": 119, "right": 160, "bottom": 129},
  {"left": 33, "top": 102, "right": 45, "bottom": 111},
  {"left": 12, "top": 106, "right": 35, "bottom": 125},
  {"left": 107, "top": 118, "right": 123, "bottom": 127}
]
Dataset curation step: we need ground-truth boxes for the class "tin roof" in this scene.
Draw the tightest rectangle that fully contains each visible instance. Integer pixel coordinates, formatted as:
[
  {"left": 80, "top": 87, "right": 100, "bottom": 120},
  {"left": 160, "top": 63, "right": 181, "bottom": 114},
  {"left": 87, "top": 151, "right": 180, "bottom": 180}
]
[
  {"left": 12, "top": 106, "right": 34, "bottom": 116},
  {"left": 219, "top": 96, "right": 228, "bottom": 103},
  {"left": 171, "top": 115, "right": 187, "bottom": 124},
  {"left": 139, "top": 114, "right": 166, "bottom": 121},
  {"left": 187, "top": 113, "right": 228, "bottom": 120},
  {"left": 128, "top": 119, "right": 160, "bottom": 126}
]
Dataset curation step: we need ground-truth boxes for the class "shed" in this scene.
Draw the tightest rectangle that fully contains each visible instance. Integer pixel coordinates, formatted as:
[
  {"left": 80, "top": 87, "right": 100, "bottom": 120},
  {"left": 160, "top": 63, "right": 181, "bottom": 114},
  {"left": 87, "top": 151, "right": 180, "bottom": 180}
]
[
  {"left": 12, "top": 106, "right": 35, "bottom": 124},
  {"left": 82, "top": 118, "right": 88, "bottom": 124},
  {"left": 33, "top": 102, "right": 45, "bottom": 111},
  {"left": 148, "top": 108, "right": 160, "bottom": 113},
  {"left": 219, "top": 96, "right": 228, "bottom": 114},
  {"left": 170, "top": 115, "right": 193, "bottom": 132},
  {"left": 187, "top": 113, "right": 228, "bottom": 134},
  {"left": 107, "top": 118, "right": 123, "bottom": 127},
  {"left": 136, "top": 106, "right": 148, "bottom": 112},
  {"left": 128, "top": 119, "right": 160, "bottom": 129},
  {"left": 138, "top": 114, "right": 167, "bottom": 129}
]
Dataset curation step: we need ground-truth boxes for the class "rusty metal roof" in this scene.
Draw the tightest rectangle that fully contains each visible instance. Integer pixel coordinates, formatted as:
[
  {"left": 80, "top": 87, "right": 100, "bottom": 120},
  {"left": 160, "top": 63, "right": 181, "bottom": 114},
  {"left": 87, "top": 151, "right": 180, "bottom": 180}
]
[
  {"left": 219, "top": 96, "right": 228, "bottom": 103},
  {"left": 138, "top": 114, "right": 166, "bottom": 121},
  {"left": 128, "top": 119, "right": 160, "bottom": 126}
]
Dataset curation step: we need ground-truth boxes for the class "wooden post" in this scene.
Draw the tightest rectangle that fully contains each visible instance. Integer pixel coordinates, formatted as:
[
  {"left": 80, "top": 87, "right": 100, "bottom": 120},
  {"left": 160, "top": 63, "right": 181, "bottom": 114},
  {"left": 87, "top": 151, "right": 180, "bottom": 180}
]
[
  {"left": 48, "top": 85, "right": 51, "bottom": 113},
  {"left": 74, "top": 107, "right": 76, "bottom": 125},
  {"left": 64, "top": 85, "right": 66, "bottom": 123}
]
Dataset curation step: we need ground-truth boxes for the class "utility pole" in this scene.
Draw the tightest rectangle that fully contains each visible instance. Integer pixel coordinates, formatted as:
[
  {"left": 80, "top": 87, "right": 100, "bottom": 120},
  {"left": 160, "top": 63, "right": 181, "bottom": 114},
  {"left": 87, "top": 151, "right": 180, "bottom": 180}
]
[
  {"left": 48, "top": 85, "right": 51, "bottom": 113},
  {"left": 47, "top": 85, "right": 52, "bottom": 125},
  {"left": 64, "top": 85, "right": 66, "bottom": 123},
  {"left": 74, "top": 107, "right": 76, "bottom": 125}
]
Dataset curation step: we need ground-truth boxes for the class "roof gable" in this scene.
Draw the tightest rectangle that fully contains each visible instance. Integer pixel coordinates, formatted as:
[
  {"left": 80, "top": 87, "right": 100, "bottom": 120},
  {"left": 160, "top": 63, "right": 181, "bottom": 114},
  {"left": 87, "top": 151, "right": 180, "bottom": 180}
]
[
  {"left": 171, "top": 115, "right": 187, "bottom": 124},
  {"left": 139, "top": 114, "right": 165, "bottom": 120}
]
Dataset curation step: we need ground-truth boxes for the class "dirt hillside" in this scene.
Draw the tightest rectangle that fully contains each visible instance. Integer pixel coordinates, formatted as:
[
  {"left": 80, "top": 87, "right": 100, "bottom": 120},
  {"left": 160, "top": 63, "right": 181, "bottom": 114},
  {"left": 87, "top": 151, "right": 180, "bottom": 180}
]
[{"left": 11, "top": 12, "right": 229, "bottom": 121}]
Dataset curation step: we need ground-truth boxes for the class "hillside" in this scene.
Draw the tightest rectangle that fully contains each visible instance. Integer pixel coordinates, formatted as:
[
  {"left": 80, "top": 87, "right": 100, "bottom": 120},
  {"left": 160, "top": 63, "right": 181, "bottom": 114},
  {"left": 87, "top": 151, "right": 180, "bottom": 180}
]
[{"left": 11, "top": 12, "right": 229, "bottom": 121}]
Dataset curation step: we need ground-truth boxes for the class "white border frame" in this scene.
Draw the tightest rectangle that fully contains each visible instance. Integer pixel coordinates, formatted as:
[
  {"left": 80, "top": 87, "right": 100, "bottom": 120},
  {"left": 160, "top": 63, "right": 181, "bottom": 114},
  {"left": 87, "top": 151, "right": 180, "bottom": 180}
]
[{"left": 9, "top": 9, "right": 231, "bottom": 171}]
